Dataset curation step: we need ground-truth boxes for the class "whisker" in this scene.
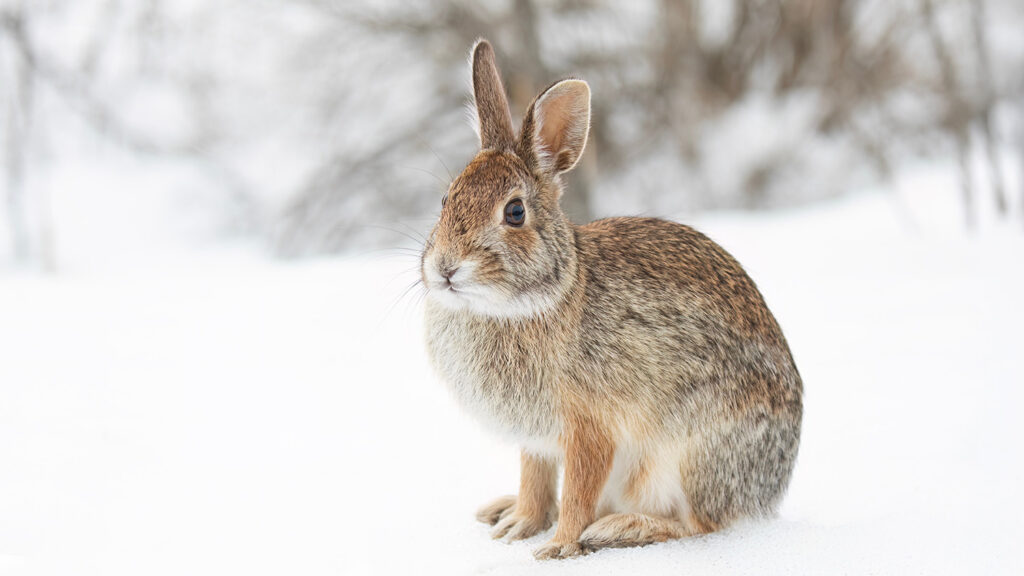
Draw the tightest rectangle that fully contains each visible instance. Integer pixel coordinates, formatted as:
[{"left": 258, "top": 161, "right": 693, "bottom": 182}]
[
  {"left": 381, "top": 265, "right": 423, "bottom": 292},
  {"left": 399, "top": 165, "right": 449, "bottom": 188},
  {"left": 358, "top": 223, "right": 431, "bottom": 250},
  {"left": 356, "top": 246, "right": 422, "bottom": 258},
  {"left": 394, "top": 221, "right": 434, "bottom": 249},
  {"left": 378, "top": 277, "right": 425, "bottom": 330},
  {"left": 412, "top": 285, "right": 428, "bottom": 310},
  {"left": 427, "top": 142, "right": 453, "bottom": 182},
  {"left": 414, "top": 135, "right": 454, "bottom": 184}
]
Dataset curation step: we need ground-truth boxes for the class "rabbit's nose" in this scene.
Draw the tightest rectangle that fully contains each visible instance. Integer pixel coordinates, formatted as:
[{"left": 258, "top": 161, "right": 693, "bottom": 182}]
[{"left": 441, "top": 265, "right": 459, "bottom": 281}]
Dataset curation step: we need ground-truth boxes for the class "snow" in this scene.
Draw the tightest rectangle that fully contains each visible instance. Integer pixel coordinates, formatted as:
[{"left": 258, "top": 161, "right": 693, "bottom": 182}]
[{"left": 2, "top": 182, "right": 1023, "bottom": 575}]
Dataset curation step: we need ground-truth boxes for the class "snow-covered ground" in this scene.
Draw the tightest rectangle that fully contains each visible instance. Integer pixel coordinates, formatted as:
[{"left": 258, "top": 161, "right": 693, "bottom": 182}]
[{"left": 2, "top": 181, "right": 1023, "bottom": 575}]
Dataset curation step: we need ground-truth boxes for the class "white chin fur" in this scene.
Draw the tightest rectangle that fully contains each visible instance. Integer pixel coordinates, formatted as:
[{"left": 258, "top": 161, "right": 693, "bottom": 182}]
[
  {"left": 423, "top": 256, "right": 558, "bottom": 319},
  {"left": 426, "top": 284, "right": 556, "bottom": 320}
]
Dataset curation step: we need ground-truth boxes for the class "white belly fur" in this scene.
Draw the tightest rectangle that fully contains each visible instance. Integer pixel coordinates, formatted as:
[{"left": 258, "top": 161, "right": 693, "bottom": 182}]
[
  {"left": 526, "top": 435, "right": 696, "bottom": 529},
  {"left": 599, "top": 440, "right": 693, "bottom": 523}
]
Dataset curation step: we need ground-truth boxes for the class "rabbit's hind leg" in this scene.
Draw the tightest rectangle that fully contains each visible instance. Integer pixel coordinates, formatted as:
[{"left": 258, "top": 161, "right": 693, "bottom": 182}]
[
  {"left": 578, "top": 513, "right": 689, "bottom": 551},
  {"left": 682, "top": 410, "right": 800, "bottom": 529},
  {"left": 580, "top": 445, "right": 701, "bottom": 552}
]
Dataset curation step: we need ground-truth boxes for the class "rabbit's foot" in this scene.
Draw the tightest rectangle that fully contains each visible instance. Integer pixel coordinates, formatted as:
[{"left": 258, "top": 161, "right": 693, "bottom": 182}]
[
  {"left": 491, "top": 510, "right": 552, "bottom": 541},
  {"left": 475, "top": 495, "right": 517, "bottom": 526},
  {"left": 579, "top": 513, "right": 687, "bottom": 551},
  {"left": 477, "top": 495, "right": 553, "bottom": 540},
  {"left": 533, "top": 539, "right": 584, "bottom": 560}
]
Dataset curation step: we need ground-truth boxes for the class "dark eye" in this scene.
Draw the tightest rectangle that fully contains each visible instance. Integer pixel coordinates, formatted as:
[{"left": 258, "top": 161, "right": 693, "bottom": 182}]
[{"left": 504, "top": 199, "right": 525, "bottom": 227}]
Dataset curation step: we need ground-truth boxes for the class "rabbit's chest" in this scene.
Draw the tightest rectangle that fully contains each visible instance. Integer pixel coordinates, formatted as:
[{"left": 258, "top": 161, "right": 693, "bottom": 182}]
[{"left": 425, "top": 309, "right": 561, "bottom": 442}]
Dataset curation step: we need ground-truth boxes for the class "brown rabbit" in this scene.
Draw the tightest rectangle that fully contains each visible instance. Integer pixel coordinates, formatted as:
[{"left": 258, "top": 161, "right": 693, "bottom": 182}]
[{"left": 421, "top": 39, "right": 802, "bottom": 560}]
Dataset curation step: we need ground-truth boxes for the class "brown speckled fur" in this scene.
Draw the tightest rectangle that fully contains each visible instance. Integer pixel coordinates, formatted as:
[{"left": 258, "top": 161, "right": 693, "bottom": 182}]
[{"left": 422, "top": 39, "right": 802, "bottom": 560}]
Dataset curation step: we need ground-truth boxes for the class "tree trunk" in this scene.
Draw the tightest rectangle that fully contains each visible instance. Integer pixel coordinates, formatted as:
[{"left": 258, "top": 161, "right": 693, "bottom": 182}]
[
  {"left": 955, "top": 131, "right": 976, "bottom": 230},
  {"left": 3, "top": 9, "right": 33, "bottom": 264},
  {"left": 970, "top": 0, "right": 1008, "bottom": 216},
  {"left": 920, "top": 0, "right": 975, "bottom": 229}
]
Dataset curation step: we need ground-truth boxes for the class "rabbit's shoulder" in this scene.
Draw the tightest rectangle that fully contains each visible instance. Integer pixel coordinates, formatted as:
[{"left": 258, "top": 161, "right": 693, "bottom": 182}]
[
  {"left": 574, "top": 217, "right": 783, "bottom": 343},
  {"left": 575, "top": 217, "right": 745, "bottom": 290}
]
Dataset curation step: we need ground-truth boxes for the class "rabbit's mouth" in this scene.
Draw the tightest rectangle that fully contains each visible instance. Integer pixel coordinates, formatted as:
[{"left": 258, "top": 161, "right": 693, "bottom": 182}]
[
  {"left": 442, "top": 282, "right": 468, "bottom": 296},
  {"left": 427, "top": 280, "right": 485, "bottom": 312},
  {"left": 427, "top": 277, "right": 559, "bottom": 320},
  {"left": 423, "top": 255, "right": 559, "bottom": 318},
  {"left": 432, "top": 277, "right": 484, "bottom": 301},
  {"left": 424, "top": 258, "right": 481, "bottom": 303}
]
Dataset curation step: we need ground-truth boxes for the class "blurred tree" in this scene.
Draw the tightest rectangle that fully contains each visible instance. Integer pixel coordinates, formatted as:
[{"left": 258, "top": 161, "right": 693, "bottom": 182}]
[
  {"left": 1, "top": 5, "right": 49, "bottom": 269},
  {"left": 2, "top": 0, "right": 1022, "bottom": 262},
  {"left": 278, "top": 0, "right": 1023, "bottom": 252}
]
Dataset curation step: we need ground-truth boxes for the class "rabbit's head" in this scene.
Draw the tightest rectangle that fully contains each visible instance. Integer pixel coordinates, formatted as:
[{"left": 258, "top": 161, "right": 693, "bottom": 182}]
[{"left": 422, "top": 40, "right": 591, "bottom": 319}]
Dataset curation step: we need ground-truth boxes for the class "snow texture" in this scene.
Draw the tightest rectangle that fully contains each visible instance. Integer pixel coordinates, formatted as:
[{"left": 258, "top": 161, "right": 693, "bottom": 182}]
[{"left": 1, "top": 181, "right": 1023, "bottom": 575}]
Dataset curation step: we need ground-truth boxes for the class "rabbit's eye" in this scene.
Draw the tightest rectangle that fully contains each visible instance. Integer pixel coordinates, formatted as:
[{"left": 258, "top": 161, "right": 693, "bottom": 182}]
[{"left": 504, "top": 199, "right": 525, "bottom": 227}]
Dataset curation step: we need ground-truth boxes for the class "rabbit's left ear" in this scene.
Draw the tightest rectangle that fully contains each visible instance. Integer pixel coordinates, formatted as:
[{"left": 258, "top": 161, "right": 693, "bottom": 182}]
[
  {"left": 519, "top": 79, "right": 591, "bottom": 177},
  {"left": 470, "top": 39, "right": 515, "bottom": 150}
]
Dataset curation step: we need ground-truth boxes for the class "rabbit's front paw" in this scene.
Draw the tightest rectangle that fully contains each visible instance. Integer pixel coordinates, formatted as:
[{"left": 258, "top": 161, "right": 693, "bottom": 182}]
[
  {"left": 475, "top": 495, "right": 517, "bottom": 526},
  {"left": 533, "top": 539, "right": 584, "bottom": 560},
  {"left": 477, "top": 495, "right": 553, "bottom": 539},
  {"left": 491, "top": 511, "right": 551, "bottom": 541}
]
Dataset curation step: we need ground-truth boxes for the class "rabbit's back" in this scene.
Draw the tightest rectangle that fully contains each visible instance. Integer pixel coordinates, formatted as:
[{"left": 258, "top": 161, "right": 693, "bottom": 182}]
[{"left": 571, "top": 217, "right": 802, "bottom": 433}]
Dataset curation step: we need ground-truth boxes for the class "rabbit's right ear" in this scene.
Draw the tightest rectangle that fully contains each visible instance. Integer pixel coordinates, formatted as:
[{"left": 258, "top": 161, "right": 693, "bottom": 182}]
[
  {"left": 469, "top": 39, "right": 515, "bottom": 150},
  {"left": 518, "top": 79, "right": 591, "bottom": 178}
]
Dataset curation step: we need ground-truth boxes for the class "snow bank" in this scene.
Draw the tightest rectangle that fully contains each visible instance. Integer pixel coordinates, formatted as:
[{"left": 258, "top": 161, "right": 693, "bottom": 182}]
[{"left": 1, "top": 188, "right": 1022, "bottom": 574}]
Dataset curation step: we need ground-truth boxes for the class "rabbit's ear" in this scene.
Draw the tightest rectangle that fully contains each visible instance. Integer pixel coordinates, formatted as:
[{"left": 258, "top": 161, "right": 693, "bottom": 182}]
[
  {"left": 470, "top": 39, "right": 515, "bottom": 150},
  {"left": 519, "top": 79, "right": 591, "bottom": 176}
]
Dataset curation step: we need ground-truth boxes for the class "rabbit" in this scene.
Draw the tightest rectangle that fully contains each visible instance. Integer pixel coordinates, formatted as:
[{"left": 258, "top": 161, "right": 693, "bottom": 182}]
[{"left": 421, "top": 39, "right": 803, "bottom": 560}]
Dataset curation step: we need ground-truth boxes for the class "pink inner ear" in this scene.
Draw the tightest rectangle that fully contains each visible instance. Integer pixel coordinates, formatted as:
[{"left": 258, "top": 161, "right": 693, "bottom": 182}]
[
  {"left": 534, "top": 82, "right": 589, "bottom": 173},
  {"left": 538, "top": 93, "right": 576, "bottom": 157}
]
